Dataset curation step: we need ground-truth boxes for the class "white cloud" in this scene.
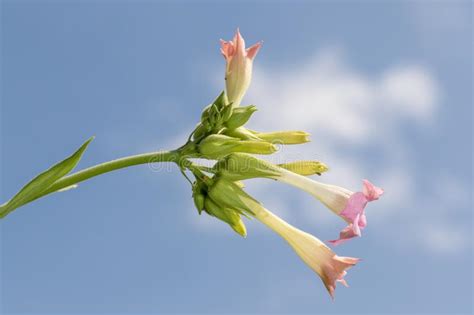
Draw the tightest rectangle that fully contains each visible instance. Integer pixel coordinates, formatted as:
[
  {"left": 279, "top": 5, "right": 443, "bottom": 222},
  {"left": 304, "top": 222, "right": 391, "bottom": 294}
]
[
  {"left": 378, "top": 66, "right": 439, "bottom": 121},
  {"left": 248, "top": 47, "right": 439, "bottom": 145}
]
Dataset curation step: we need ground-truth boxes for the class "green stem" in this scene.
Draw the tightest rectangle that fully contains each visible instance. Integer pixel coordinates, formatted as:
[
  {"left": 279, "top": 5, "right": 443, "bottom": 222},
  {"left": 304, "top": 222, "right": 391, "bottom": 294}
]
[
  {"left": 40, "top": 150, "right": 181, "bottom": 198},
  {"left": 0, "top": 141, "right": 202, "bottom": 218}
]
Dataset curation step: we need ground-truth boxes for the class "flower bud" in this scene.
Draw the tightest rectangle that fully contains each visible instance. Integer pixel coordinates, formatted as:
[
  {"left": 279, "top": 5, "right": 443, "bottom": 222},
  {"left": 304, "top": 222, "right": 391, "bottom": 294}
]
[
  {"left": 221, "top": 104, "right": 234, "bottom": 122},
  {"left": 192, "top": 123, "right": 210, "bottom": 142},
  {"left": 252, "top": 131, "right": 310, "bottom": 144},
  {"left": 192, "top": 182, "right": 206, "bottom": 214},
  {"left": 204, "top": 197, "right": 247, "bottom": 237},
  {"left": 223, "top": 127, "right": 261, "bottom": 141},
  {"left": 214, "top": 153, "right": 279, "bottom": 181},
  {"left": 278, "top": 161, "right": 329, "bottom": 176},
  {"left": 234, "top": 140, "right": 277, "bottom": 155},
  {"left": 207, "top": 179, "right": 256, "bottom": 216},
  {"left": 212, "top": 91, "right": 229, "bottom": 110},
  {"left": 225, "top": 105, "right": 257, "bottom": 129},
  {"left": 198, "top": 134, "right": 277, "bottom": 159},
  {"left": 221, "top": 29, "right": 262, "bottom": 107},
  {"left": 198, "top": 135, "right": 241, "bottom": 158}
]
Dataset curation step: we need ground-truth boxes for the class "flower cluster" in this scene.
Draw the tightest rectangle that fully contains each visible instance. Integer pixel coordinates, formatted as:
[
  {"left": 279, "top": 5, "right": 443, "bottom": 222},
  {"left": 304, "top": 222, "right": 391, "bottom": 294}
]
[
  {"left": 0, "top": 28, "right": 383, "bottom": 300},
  {"left": 184, "top": 30, "right": 384, "bottom": 299}
]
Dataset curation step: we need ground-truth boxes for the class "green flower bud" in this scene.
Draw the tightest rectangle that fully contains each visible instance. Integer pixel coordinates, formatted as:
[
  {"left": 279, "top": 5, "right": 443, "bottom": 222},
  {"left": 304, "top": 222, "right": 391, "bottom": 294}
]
[
  {"left": 198, "top": 134, "right": 241, "bottom": 159},
  {"left": 225, "top": 105, "right": 257, "bottom": 129},
  {"left": 221, "top": 105, "right": 234, "bottom": 122},
  {"left": 193, "top": 193, "right": 205, "bottom": 214},
  {"left": 207, "top": 179, "right": 257, "bottom": 216},
  {"left": 192, "top": 123, "right": 210, "bottom": 142},
  {"left": 214, "top": 153, "right": 280, "bottom": 181},
  {"left": 198, "top": 134, "right": 277, "bottom": 159},
  {"left": 207, "top": 104, "right": 220, "bottom": 126},
  {"left": 234, "top": 140, "right": 277, "bottom": 155},
  {"left": 223, "top": 127, "right": 261, "bottom": 141},
  {"left": 278, "top": 161, "right": 329, "bottom": 176},
  {"left": 192, "top": 181, "right": 207, "bottom": 214},
  {"left": 204, "top": 197, "right": 247, "bottom": 237},
  {"left": 212, "top": 91, "right": 229, "bottom": 110},
  {"left": 252, "top": 131, "right": 310, "bottom": 144}
]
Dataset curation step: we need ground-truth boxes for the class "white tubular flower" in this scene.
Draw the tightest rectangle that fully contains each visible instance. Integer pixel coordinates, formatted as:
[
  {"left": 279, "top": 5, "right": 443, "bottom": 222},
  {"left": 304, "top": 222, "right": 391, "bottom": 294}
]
[
  {"left": 207, "top": 178, "right": 359, "bottom": 299},
  {"left": 252, "top": 204, "right": 359, "bottom": 299},
  {"left": 276, "top": 168, "right": 383, "bottom": 245},
  {"left": 277, "top": 167, "right": 353, "bottom": 215},
  {"left": 215, "top": 153, "right": 383, "bottom": 245}
]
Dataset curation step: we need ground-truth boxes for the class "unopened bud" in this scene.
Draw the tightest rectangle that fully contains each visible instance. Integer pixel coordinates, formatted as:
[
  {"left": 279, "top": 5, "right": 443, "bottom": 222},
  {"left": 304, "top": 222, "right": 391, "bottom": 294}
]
[
  {"left": 212, "top": 91, "right": 229, "bottom": 110},
  {"left": 223, "top": 127, "right": 261, "bottom": 141},
  {"left": 204, "top": 197, "right": 247, "bottom": 237},
  {"left": 214, "top": 153, "right": 279, "bottom": 181},
  {"left": 221, "top": 104, "right": 233, "bottom": 122},
  {"left": 198, "top": 134, "right": 277, "bottom": 159},
  {"left": 253, "top": 131, "right": 310, "bottom": 144},
  {"left": 192, "top": 182, "right": 206, "bottom": 214},
  {"left": 225, "top": 105, "right": 257, "bottom": 129},
  {"left": 235, "top": 140, "right": 277, "bottom": 155},
  {"left": 192, "top": 123, "right": 210, "bottom": 142},
  {"left": 207, "top": 179, "right": 257, "bottom": 216},
  {"left": 278, "top": 161, "right": 329, "bottom": 176},
  {"left": 198, "top": 135, "right": 241, "bottom": 159}
]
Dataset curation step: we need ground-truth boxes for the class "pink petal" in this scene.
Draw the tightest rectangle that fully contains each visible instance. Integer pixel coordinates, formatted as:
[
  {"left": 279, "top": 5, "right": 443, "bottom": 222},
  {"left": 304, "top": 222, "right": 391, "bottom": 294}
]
[
  {"left": 352, "top": 213, "right": 362, "bottom": 236},
  {"left": 321, "top": 255, "right": 359, "bottom": 299},
  {"left": 362, "top": 179, "right": 384, "bottom": 201},
  {"left": 220, "top": 39, "right": 235, "bottom": 60},
  {"left": 328, "top": 224, "right": 360, "bottom": 246},
  {"left": 340, "top": 192, "right": 368, "bottom": 223},
  {"left": 329, "top": 180, "right": 383, "bottom": 246},
  {"left": 233, "top": 28, "right": 246, "bottom": 56},
  {"left": 246, "top": 41, "right": 262, "bottom": 60}
]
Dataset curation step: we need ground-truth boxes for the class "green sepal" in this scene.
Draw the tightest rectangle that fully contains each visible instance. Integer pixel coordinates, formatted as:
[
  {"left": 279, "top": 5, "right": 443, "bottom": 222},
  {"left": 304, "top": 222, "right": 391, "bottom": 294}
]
[
  {"left": 223, "top": 127, "right": 261, "bottom": 141},
  {"left": 204, "top": 197, "right": 247, "bottom": 237},
  {"left": 192, "top": 181, "right": 206, "bottom": 214},
  {"left": 221, "top": 104, "right": 233, "bottom": 122},
  {"left": 212, "top": 91, "right": 229, "bottom": 110},
  {"left": 214, "top": 153, "right": 280, "bottom": 181},
  {"left": 225, "top": 105, "right": 257, "bottom": 129},
  {"left": 192, "top": 123, "right": 209, "bottom": 142},
  {"left": 0, "top": 137, "right": 94, "bottom": 218},
  {"left": 197, "top": 134, "right": 241, "bottom": 159},
  {"left": 207, "top": 179, "right": 257, "bottom": 216}
]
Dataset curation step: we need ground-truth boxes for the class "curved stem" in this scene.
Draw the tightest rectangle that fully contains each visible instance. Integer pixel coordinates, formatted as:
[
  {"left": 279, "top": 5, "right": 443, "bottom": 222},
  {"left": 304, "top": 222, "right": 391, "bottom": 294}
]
[{"left": 33, "top": 150, "right": 181, "bottom": 203}]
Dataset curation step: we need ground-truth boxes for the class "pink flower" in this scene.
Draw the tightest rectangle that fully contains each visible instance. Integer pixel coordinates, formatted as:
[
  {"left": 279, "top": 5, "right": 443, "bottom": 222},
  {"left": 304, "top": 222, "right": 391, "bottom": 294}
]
[
  {"left": 329, "top": 180, "right": 384, "bottom": 245},
  {"left": 220, "top": 29, "right": 262, "bottom": 107}
]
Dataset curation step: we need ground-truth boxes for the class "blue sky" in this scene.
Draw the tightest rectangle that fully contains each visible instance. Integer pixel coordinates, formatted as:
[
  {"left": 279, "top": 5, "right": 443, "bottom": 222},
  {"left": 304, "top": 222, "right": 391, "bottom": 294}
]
[{"left": 1, "top": 1, "right": 472, "bottom": 314}]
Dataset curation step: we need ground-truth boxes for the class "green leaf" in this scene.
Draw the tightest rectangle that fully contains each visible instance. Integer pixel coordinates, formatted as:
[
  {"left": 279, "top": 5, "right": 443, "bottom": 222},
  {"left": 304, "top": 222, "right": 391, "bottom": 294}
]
[{"left": 0, "top": 137, "right": 94, "bottom": 218}]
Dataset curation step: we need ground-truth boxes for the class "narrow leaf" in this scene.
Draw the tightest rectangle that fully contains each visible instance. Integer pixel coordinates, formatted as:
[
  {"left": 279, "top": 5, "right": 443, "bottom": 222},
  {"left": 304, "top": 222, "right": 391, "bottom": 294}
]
[{"left": 0, "top": 137, "right": 94, "bottom": 218}]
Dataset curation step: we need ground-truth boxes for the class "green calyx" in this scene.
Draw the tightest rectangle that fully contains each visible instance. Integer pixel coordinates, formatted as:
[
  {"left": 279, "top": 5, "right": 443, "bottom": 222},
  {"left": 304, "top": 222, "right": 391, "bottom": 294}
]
[
  {"left": 213, "top": 153, "right": 280, "bottom": 181},
  {"left": 225, "top": 105, "right": 257, "bottom": 129},
  {"left": 191, "top": 176, "right": 247, "bottom": 237},
  {"left": 204, "top": 198, "right": 247, "bottom": 237},
  {"left": 197, "top": 134, "right": 277, "bottom": 159},
  {"left": 207, "top": 179, "right": 257, "bottom": 216}
]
